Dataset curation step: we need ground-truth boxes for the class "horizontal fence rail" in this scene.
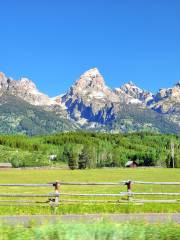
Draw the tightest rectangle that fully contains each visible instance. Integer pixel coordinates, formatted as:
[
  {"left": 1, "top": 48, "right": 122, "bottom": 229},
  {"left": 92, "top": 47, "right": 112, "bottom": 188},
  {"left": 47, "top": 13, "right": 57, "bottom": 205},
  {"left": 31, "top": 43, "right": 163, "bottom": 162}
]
[
  {"left": 52, "top": 181, "right": 180, "bottom": 185},
  {"left": 0, "top": 180, "right": 179, "bottom": 207},
  {"left": 0, "top": 194, "right": 59, "bottom": 197},
  {"left": 132, "top": 181, "right": 180, "bottom": 185},
  {"left": 0, "top": 184, "right": 53, "bottom": 187},
  {"left": 50, "top": 182, "right": 126, "bottom": 186},
  {"left": 121, "top": 192, "right": 180, "bottom": 196},
  {"left": 0, "top": 181, "right": 180, "bottom": 186},
  {"left": 60, "top": 193, "right": 124, "bottom": 197},
  {"left": 60, "top": 192, "right": 180, "bottom": 196}
]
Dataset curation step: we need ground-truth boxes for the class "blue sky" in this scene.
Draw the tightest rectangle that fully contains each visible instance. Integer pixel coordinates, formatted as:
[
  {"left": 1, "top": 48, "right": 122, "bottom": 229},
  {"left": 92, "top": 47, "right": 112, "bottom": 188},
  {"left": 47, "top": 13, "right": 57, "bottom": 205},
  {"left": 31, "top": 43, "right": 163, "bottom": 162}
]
[{"left": 0, "top": 0, "right": 180, "bottom": 96}]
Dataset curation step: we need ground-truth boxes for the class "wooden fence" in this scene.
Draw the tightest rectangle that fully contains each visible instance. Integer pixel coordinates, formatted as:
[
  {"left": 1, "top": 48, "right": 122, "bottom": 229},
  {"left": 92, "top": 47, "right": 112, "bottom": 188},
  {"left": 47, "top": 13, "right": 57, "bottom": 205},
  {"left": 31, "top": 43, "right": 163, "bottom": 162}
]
[
  {"left": 0, "top": 180, "right": 180, "bottom": 206},
  {"left": 0, "top": 182, "right": 60, "bottom": 207}
]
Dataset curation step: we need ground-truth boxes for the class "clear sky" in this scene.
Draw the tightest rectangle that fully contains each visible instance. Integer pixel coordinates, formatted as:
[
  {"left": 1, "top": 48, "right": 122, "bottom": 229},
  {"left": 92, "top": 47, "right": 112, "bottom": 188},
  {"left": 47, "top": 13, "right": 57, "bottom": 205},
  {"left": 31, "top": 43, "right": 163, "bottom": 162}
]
[{"left": 0, "top": 0, "right": 180, "bottom": 96}]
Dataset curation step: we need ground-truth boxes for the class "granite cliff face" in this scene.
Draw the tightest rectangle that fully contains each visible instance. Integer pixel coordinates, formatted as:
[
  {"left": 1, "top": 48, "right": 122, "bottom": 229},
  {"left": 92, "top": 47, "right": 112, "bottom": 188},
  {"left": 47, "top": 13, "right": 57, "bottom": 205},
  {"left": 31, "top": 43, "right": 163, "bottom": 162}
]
[{"left": 0, "top": 69, "right": 180, "bottom": 134}]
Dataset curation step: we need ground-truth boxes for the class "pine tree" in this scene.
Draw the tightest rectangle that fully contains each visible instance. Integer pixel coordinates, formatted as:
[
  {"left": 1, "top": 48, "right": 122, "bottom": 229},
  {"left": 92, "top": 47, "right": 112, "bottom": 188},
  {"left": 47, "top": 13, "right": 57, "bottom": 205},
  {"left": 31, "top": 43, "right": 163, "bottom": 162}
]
[
  {"left": 68, "top": 152, "right": 78, "bottom": 170},
  {"left": 78, "top": 147, "right": 88, "bottom": 169},
  {"left": 63, "top": 146, "right": 78, "bottom": 170}
]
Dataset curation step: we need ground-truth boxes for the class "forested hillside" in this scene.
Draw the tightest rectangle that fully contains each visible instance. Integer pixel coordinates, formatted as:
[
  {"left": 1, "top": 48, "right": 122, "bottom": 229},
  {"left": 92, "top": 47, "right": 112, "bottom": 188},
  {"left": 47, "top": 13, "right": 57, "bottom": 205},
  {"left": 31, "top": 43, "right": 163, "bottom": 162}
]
[
  {"left": 0, "top": 95, "right": 78, "bottom": 135},
  {"left": 0, "top": 132, "right": 179, "bottom": 168}
]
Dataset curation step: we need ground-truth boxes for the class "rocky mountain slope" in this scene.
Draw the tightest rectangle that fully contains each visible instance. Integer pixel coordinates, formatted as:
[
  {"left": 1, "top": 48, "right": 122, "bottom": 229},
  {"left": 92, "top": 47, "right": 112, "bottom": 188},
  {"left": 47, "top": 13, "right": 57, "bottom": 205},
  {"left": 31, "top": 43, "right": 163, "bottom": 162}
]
[
  {"left": 148, "top": 81, "right": 180, "bottom": 125},
  {"left": 0, "top": 69, "right": 180, "bottom": 135},
  {"left": 0, "top": 72, "right": 52, "bottom": 106},
  {"left": 149, "top": 81, "right": 180, "bottom": 111},
  {"left": 114, "top": 81, "right": 153, "bottom": 104}
]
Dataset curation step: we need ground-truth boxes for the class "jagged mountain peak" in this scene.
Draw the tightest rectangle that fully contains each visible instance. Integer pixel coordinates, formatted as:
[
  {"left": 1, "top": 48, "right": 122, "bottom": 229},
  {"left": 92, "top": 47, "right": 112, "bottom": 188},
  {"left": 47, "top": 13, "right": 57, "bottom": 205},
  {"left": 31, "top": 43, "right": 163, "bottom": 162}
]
[
  {"left": 19, "top": 77, "right": 34, "bottom": 84},
  {"left": 126, "top": 80, "right": 137, "bottom": 86},
  {"left": 0, "top": 72, "right": 9, "bottom": 84},
  {"left": 121, "top": 81, "right": 143, "bottom": 92},
  {"left": 18, "top": 77, "right": 37, "bottom": 89},
  {"left": 0, "top": 71, "right": 53, "bottom": 106},
  {"left": 128, "top": 80, "right": 134, "bottom": 84},
  {"left": 74, "top": 67, "right": 106, "bottom": 91},
  {"left": 0, "top": 72, "right": 9, "bottom": 92},
  {"left": 69, "top": 68, "right": 119, "bottom": 101},
  {"left": 81, "top": 67, "right": 100, "bottom": 77},
  {"left": 175, "top": 80, "right": 180, "bottom": 87},
  {"left": 0, "top": 72, "right": 6, "bottom": 79},
  {"left": 115, "top": 81, "right": 153, "bottom": 105},
  {"left": 58, "top": 68, "right": 120, "bottom": 124},
  {"left": 148, "top": 81, "right": 180, "bottom": 117}
]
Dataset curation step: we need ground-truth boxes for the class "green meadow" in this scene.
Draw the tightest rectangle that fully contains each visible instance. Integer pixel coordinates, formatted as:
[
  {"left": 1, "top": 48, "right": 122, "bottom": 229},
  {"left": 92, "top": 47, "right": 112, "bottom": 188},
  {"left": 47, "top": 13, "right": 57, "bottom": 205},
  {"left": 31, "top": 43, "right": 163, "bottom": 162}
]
[
  {"left": 0, "top": 168, "right": 179, "bottom": 215},
  {"left": 0, "top": 221, "right": 180, "bottom": 240}
]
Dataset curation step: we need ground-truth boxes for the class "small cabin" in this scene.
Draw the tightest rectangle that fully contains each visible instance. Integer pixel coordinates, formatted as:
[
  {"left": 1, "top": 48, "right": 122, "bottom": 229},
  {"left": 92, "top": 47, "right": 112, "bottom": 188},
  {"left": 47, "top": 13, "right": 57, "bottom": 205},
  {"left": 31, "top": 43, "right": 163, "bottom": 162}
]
[
  {"left": 125, "top": 161, "right": 138, "bottom": 168},
  {"left": 49, "top": 155, "right": 57, "bottom": 161},
  {"left": 0, "top": 163, "right": 12, "bottom": 169}
]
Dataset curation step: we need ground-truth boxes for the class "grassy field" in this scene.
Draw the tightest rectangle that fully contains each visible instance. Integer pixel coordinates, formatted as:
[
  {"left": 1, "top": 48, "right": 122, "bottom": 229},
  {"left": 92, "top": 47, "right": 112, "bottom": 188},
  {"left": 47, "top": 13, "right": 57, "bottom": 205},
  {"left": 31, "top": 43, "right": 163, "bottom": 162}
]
[
  {"left": 0, "top": 221, "right": 180, "bottom": 240},
  {"left": 0, "top": 168, "right": 180, "bottom": 215}
]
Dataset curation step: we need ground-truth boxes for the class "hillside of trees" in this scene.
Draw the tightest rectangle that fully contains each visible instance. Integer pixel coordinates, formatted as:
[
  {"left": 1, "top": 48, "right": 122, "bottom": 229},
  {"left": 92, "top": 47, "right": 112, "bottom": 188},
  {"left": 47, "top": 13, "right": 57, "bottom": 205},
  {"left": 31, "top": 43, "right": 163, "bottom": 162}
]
[
  {"left": 0, "top": 132, "right": 179, "bottom": 168},
  {"left": 0, "top": 95, "right": 78, "bottom": 135}
]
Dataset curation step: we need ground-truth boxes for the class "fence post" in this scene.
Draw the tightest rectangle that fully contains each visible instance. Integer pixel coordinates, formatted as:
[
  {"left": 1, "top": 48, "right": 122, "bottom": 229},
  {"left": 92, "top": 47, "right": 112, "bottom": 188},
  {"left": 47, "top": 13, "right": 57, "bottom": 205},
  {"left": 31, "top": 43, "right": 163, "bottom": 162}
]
[
  {"left": 126, "top": 180, "right": 132, "bottom": 201},
  {"left": 49, "top": 181, "right": 60, "bottom": 214},
  {"left": 52, "top": 181, "right": 60, "bottom": 206}
]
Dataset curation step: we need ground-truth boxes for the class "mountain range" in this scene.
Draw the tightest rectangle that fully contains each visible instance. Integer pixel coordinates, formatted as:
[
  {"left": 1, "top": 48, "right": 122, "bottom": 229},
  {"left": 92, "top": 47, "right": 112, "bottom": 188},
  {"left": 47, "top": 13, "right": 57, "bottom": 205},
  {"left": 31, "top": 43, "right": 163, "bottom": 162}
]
[{"left": 0, "top": 68, "right": 180, "bottom": 135}]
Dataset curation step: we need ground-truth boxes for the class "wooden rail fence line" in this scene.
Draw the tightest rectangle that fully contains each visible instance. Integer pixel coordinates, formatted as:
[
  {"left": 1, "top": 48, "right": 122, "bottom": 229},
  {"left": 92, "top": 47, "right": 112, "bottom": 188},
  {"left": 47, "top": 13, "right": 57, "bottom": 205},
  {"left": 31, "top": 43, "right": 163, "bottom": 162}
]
[{"left": 0, "top": 180, "right": 179, "bottom": 206}]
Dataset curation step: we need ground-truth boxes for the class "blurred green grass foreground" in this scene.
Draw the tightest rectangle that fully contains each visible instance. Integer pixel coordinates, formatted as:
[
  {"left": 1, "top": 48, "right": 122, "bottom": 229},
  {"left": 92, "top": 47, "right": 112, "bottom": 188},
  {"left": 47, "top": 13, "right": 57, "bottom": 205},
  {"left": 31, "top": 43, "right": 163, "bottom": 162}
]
[{"left": 0, "top": 221, "right": 180, "bottom": 240}]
